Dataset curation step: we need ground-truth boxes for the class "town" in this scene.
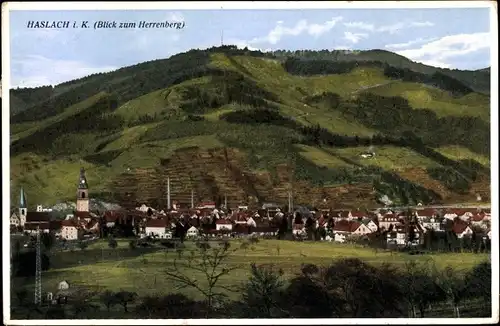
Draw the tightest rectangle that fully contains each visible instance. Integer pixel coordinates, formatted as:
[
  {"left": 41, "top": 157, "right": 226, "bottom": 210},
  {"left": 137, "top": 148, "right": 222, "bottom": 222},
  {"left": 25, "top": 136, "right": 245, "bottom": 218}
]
[{"left": 10, "top": 168, "right": 492, "bottom": 249}]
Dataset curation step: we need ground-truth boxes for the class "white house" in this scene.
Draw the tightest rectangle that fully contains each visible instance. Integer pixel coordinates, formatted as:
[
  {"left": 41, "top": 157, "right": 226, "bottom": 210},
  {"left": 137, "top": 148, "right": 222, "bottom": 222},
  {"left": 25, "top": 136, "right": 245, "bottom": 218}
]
[
  {"left": 58, "top": 280, "right": 70, "bottom": 291},
  {"left": 215, "top": 219, "right": 233, "bottom": 231},
  {"left": 422, "top": 218, "right": 442, "bottom": 231},
  {"left": 362, "top": 219, "right": 378, "bottom": 232},
  {"left": 61, "top": 219, "right": 79, "bottom": 240},
  {"left": 145, "top": 219, "right": 167, "bottom": 238},
  {"left": 36, "top": 205, "right": 53, "bottom": 212},
  {"left": 10, "top": 213, "right": 20, "bottom": 227},
  {"left": 186, "top": 226, "right": 199, "bottom": 238},
  {"left": 246, "top": 217, "right": 257, "bottom": 228}
]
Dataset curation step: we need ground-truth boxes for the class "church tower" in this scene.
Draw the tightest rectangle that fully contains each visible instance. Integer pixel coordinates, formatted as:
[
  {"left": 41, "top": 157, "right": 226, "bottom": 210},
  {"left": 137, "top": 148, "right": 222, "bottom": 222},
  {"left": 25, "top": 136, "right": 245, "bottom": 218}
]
[
  {"left": 19, "top": 187, "right": 27, "bottom": 227},
  {"left": 76, "top": 167, "right": 90, "bottom": 212}
]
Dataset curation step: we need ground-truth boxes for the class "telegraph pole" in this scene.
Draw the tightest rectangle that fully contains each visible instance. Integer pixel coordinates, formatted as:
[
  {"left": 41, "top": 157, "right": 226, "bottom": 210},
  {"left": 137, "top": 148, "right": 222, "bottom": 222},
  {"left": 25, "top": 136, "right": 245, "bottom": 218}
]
[
  {"left": 34, "top": 226, "right": 42, "bottom": 305},
  {"left": 191, "top": 189, "right": 194, "bottom": 209},
  {"left": 167, "top": 177, "right": 171, "bottom": 210}
]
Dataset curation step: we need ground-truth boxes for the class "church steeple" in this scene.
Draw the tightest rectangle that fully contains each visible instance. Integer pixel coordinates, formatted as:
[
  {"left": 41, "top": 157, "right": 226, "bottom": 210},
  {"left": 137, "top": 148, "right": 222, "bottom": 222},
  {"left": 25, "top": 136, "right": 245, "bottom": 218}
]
[
  {"left": 78, "top": 167, "right": 88, "bottom": 189},
  {"left": 20, "top": 187, "right": 27, "bottom": 208},
  {"left": 76, "top": 167, "right": 90, "bottom": 212}
]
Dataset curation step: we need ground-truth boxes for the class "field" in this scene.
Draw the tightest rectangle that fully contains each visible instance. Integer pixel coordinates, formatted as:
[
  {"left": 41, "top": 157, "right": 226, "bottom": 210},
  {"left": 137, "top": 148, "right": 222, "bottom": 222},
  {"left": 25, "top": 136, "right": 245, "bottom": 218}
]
[{"left": 13, "top": 239, "right": 489, "bottom": 301}]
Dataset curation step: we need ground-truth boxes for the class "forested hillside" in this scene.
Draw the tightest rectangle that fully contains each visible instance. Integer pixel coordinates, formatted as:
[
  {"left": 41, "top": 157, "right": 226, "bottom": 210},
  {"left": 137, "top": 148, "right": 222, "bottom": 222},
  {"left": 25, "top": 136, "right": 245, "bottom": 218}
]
[{"left": 9, "top": 46, "right": 491, "bottom": 209}]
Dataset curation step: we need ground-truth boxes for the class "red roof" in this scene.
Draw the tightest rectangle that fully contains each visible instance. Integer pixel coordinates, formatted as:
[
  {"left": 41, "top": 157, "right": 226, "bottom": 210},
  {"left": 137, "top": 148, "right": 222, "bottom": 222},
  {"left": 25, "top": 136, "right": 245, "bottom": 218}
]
[
  {"left": 215, "top": 219, "right": 232, "bottom": 225},
  {"left": 146, "top": 219, "right": 167, "bottom": 228},
  {"left": 350, "top": 211, "right": 366, "bottom": 218},
  {"left": 471, "top": 214, "right": 484, "bottom": 222},
  {"left": 452, "top": 221, "right": 470, "bottom": 234},
  {"left": 333, "top": 220, "right": 361, "bottom": 233}
]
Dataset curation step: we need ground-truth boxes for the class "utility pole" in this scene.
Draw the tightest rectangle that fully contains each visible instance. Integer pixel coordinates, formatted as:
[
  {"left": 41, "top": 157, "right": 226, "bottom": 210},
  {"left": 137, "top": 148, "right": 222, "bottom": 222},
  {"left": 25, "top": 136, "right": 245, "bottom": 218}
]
[
  {"left": 191, "top": 189, "right": 194, "bottom": 209},
  {"left": 34, "top": 226, "right": 42, "bottom": 305},
  {"left": 221, "top": 30, "right": 224, "bottom": 46},
  {"left": 224, "top": 193, "right": 227, "bottom": 210},
  {"left": 167, "top": 177, "right": 171, "bottom": 210}
]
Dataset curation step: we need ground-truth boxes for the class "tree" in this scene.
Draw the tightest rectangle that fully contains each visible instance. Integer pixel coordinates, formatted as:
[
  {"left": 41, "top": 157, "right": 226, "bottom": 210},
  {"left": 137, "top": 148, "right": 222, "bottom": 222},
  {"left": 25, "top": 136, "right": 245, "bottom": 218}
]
[
  {"left": 15, "top": 289, "right": 28, "bottom": 306},
  {"left": 164, "top": 240, "right": 240, "bottom": 317},
  {"left": 114, "top": 291, "right": 138, "bottom": 313},
  {"left": 78, "top": 241, "right": 88, "bottom": 251},
  {"left": 129, "top": 240, "right": 137, "bottom": 250},
  {"left": 402, "top": 260, "right": 446, "bottom": 317},
  {"left": 41, "top": 232, "right": 56, "bottom": 252},
  {"left": 464, "top": 261, "right": 491, "bottom": 308},
  {"left": 99, "top": 290, "right": 117, "bottom": 312},
  {"left": 135, "top": 293, "right": 207, "bottom": 318},
  {"left": 108, "top": 237, "right": 118, "bottom": 249},
  {"left": 438, "top": 266, "right": 467, "bottom": 318},
  {"left": 239, "top": 263, "right": 286, "bottom": 318}
]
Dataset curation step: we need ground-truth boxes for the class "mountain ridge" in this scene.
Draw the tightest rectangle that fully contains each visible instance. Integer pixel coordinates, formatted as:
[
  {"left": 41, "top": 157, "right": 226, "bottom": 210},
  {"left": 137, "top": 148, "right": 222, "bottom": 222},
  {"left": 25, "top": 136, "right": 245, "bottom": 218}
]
[{"left": 9, "top": 46, "right": 491, "bottom": 209}]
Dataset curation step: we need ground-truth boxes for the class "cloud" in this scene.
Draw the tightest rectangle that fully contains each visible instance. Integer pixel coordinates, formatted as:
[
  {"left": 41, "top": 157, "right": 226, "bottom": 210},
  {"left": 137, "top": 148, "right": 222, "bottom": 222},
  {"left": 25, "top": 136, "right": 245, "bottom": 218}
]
[
  {"left": 344, "top": 20, "right": 434, "bottom": 34},
  {"left": 343, "top": 22, "right": 375, "bottom": 31},
  {"left": 397, "top": 32, "right": 490, "bottom": 60},
  {"left": 11, "top": 55, "right": 117, "bottom": 88},
  {"left": 251, "top": 17, "right": 343, "bottom": 45},
  {"left": 385, "top": 37, "right": 439, "bottom": 49},
  {"left": 343, "top": 31, "right": 368, "bottom": 44},
  {"left": 395, "top": 32, "right": 490, "bottom": 68}
]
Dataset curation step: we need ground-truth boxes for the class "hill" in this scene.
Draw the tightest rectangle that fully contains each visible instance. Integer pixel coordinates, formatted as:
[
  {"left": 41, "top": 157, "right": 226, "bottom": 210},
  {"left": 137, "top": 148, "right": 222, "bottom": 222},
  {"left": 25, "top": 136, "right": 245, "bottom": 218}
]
[{"left": 9, "top": 46, "right": 491, "bottom": 209}]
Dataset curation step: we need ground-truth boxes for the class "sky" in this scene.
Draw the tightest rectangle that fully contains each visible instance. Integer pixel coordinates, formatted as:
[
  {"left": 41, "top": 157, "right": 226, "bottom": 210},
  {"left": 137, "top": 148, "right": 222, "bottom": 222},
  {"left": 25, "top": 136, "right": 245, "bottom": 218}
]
[{"left": 8, "top": 6, "right": 492, "bottom": 88}]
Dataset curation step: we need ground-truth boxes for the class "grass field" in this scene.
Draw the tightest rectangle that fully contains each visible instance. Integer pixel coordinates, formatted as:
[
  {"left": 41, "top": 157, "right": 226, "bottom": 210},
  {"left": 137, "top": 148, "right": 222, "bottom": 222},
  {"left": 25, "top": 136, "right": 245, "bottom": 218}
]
[{"left": 14, "top": 239, "right": 489, "bottom": 302}]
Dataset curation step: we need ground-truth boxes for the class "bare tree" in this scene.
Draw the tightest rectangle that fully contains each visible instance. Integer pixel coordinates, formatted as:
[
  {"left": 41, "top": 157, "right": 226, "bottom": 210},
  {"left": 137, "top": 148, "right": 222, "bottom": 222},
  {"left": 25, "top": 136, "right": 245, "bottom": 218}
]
[
  {"left": 164, "top": 240, "right": 240, "bottom": 317},
  {"left": 438, "top": 266, "right": 467, "bottom": 318}
]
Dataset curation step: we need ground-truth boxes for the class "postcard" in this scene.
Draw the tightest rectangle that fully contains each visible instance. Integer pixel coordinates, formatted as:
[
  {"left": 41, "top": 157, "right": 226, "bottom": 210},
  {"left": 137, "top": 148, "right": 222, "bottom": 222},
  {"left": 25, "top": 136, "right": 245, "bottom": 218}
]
[{"left": 2, "top": 1, "right": 498, "bottom": 325}]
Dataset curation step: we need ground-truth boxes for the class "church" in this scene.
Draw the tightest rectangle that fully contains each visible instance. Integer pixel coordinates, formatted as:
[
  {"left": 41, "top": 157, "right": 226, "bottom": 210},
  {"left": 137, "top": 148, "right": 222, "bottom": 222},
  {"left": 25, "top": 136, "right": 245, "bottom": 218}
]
[{"left": 12, "top": 168, "right": 99, "bottom": 238}]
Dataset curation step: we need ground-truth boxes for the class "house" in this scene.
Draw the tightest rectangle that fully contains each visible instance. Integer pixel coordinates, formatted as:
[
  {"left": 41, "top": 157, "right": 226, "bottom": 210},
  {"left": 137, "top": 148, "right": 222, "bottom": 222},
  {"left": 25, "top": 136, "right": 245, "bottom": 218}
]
[
  {"left": 186, "top": 226, "right": 199, "bottom": 238},
  {"left": 215, "top": 219, "right": 233, "bottom": 231},
  {"left": 145, "top": 219, "right": 167, "bottom": 238},
  {"left": 86, "top": 219, "right": 100, "bottom": 233},
  {"left": 333, "top": 220, "right": 372, "bottom": 237},
  {"left": 452, "top": 222, "right": 473, "bottom": 239},
  {"left": 197, "top": 201, "right": 216, "bottom": 210},
  {"left": 246, "top": 216, "right": 257, "bottom": 228},
  {"left": 362, "top": 219, "right": 378, "bottom": 232},
  {"left": 421, "top": 218, "right": 442, "bottom": 231},
  {"left": 10, "top": 212, "right": 20, "bottom": 227},
  {"left": 378, "top": 213, "right": 401, "bottom": 230},
  {"left": 292, "top": 224, "right": 305, "bottom": 236},
  {"left": 36, "top": 205, "right": 53, "bottom": 212},
  {"left": 251, "top": 226, "right": 279, "bottom": 236},
  {"left": 415, "top": 208, "right": 438, "bottom": 220},
  {"left": 386, "top": 226, "right": 407, "bottom": 246},
  {"left": 61, "top": 219, "right": 79, "bottom": 240}
]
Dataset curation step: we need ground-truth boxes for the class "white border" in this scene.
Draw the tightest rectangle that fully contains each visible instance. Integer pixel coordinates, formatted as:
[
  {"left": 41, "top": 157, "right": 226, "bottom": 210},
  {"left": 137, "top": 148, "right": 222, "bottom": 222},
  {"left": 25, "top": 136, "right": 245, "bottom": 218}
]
[{"left": 2, "top": 1, "right": 499, "bottom": 325}]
